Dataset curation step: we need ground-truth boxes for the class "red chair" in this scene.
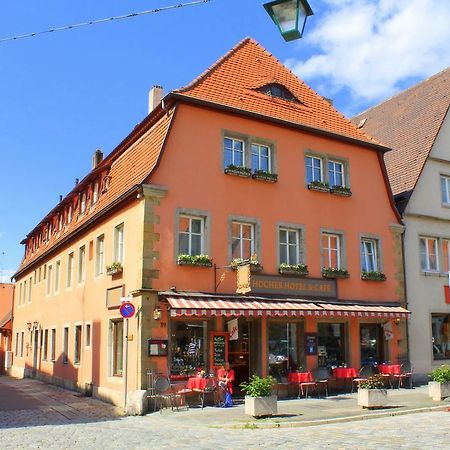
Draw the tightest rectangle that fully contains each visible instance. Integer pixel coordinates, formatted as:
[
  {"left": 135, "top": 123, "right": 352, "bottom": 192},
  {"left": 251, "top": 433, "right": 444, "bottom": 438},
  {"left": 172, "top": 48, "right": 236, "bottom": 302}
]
[{"left": 392, "top": 362, "right": 413, "bottom": 389}]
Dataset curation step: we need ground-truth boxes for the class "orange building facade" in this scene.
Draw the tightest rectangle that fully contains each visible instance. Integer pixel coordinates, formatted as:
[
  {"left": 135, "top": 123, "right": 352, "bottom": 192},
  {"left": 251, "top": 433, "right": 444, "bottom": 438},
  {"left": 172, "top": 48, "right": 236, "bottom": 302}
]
[{"left": 11, "top": 39, "right": 408, "bottom": 408}]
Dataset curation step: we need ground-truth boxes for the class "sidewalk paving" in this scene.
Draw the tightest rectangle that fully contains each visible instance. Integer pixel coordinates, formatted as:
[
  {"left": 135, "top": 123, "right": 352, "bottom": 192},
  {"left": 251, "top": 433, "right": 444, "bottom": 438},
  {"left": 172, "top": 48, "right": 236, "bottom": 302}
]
[{"left": 146, "top": 385, "right": 450, "bottom": 429}]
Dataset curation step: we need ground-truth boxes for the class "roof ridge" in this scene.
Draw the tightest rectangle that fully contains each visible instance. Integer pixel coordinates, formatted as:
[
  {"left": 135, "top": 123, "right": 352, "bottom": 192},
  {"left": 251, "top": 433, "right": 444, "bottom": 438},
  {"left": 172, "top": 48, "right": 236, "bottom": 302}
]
[
  {"left": 354, "top": 66, "right": 450, "bottom": 118},
  {"left": 176, "top": 37, "right": 254, "bottom": 93}
]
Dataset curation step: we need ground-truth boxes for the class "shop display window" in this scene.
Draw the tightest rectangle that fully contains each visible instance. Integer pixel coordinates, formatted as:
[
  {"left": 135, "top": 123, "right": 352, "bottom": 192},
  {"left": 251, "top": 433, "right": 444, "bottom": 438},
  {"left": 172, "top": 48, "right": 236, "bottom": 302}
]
[
  {"left": 317, "top": 323, "right": 347, "bottom": 369},
  {"left": 268, "top": 321, "right": 305, "bottom": 382},
  {"left": 170, "top": 320, "right": 208, "bottom": 375},
  {"left": 432, "top": 314, "right": 450, "bottom": 360}
]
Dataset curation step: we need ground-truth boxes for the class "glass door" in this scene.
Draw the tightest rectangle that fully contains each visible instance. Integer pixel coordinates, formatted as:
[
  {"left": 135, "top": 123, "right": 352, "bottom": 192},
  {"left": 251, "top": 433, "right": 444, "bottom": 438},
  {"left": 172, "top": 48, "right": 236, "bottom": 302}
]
[{"left": 360, "top": 324, "right": 384, "bottom": 366}]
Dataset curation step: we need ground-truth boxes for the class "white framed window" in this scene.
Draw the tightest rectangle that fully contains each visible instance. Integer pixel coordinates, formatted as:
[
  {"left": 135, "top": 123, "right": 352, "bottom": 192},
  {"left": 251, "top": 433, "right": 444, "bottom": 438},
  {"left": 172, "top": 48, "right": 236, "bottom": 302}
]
[
  {"left": 420, "top": 237, "right": 439, "bottom": 272},
  {"left": 114, "top": 223, "right": 124, "bottom": 264},
  {"left": 361, "top": 239, "right": 379, "bottom": 272},
  {"left": 322, "top": 233, "right": 342, "bottom": 268},
  {"left": 51, "top": 328, "right": 56, "bottom": 362},
  {"left": 54, "top": 260, "right": 61, "bottom": 293},
  {"left": 328, "top": 160, "right": 344, "bottom": 187},
  {"left": 78, "top": 246, "right": 86, "bottom": 283},
  {"left": 43, "top": 329, "right": 49, "bottom": 361},
  {"left": 251, "top": 143, "right": 271, "bottom": 172},
  {"left": 231, "top": 222, "right": 255, "bottom": 260},
  {"left": 74, "top": 325, "right": 82, "bottom": 365},
  {"left": 46, "top": 265, "right": 52, "bottom": 295},
  {"left": 92, "top": 182, "right": 99, "bottom": 205},
  {"left": 15, "top": 332, "right": 19, "bottom": 356},
  {"left": 224, "top": 137, "right": 245, "bottom": 168},
  {"left": 67, "top": 252, "right": 74, "bottom": 288},
  {"left": 305, "top": 155, "right": 323, "bottom": 183},
  {"left": 80, "top": 193, "right": 87, "bottom": 214},
  {"left": 279, "top": 228, "right": 300, "bottom": 265},
  {"left": 62, "top": 326, "right": 69, "bottom": 364},
  {"left": 85, "top": 323, "right": 92, "bottom": 348},
  {"left": 178, "top": 216, "right": 204, "bottom": 256},
  {"left": 441, "top": 176, "right": 450, "bottom": 205},
  {"left": 96, "top": 235, "right": 105, "bottom": 275}
]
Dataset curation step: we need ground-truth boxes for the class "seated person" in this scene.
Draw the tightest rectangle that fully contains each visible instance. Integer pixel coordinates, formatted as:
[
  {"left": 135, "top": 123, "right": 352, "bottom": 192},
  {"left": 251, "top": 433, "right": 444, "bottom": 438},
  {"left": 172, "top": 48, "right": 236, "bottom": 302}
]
[{"left": 217, "top": 362, "right": 235, "bottom": 401}]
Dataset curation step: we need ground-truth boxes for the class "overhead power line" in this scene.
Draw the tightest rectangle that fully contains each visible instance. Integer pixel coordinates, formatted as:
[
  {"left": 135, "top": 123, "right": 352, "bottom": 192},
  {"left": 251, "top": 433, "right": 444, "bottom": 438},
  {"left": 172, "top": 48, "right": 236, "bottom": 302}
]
[{"left": 0, "top": 0, "right": 214, "bottom": 44}]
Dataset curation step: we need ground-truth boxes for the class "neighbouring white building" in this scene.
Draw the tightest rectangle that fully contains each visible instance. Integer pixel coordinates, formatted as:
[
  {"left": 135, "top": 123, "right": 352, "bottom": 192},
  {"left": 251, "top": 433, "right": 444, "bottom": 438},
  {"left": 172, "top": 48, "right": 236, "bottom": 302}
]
[{"left": 354, "top": 68, "right": 450, "bottom": 381}]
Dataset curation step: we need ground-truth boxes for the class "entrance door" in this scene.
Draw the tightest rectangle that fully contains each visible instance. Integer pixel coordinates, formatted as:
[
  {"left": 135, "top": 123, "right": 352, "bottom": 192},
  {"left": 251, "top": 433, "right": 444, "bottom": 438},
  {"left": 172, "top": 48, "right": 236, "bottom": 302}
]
[
  {"left": 360, "top": 324, "right": 384, "bottom": 366},
  {"left": 228, "top": 319, "right": 260, "bottom": 387}
]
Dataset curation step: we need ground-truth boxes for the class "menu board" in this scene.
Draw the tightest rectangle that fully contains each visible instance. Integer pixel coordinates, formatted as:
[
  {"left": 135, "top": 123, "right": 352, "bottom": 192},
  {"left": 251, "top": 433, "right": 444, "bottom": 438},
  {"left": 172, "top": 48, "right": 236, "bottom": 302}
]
[{"left": 211, "top": 332, "right": 228, "bottom": 368}]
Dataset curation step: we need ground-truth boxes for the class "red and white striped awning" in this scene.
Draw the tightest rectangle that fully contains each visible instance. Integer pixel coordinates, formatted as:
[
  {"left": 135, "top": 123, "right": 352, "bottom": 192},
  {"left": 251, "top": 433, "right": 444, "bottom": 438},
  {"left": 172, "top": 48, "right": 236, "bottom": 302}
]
[{"left": 162, "top": 294, "right": 410, "bottom": 319}]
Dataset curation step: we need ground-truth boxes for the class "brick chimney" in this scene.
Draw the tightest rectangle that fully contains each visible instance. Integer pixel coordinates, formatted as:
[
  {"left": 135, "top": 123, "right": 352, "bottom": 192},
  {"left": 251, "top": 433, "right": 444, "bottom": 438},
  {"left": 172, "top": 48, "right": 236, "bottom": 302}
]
[{"left": 148, "top": 86, "right": 163, "bottom": 114}]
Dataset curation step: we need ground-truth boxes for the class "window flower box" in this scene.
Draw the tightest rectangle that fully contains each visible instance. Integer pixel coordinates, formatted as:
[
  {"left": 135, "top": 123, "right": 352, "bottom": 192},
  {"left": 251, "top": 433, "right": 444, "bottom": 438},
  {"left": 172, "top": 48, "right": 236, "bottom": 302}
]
[
  {"left": 322, "top": 267, "right": 349, "bottom": 279},
  {"left": 106, "top": 262, "right": 123, "bottom": 276},
  {"left": 279, "top": 263, "right": 309, "bottom": 277},
  {"left": 177, "top": 254, "right": 213, "bottom": 267},
  {"left": 361, "top": 271, "right": 386, "bottom": 281},
  {"left": 224, "top": 165, "right": 251, "bottom": 177},
  {"left": 307, "top": 181, "right": 330, "bottom": 192},
  {"left": 252, "top": 170, "right": 278, "bottom": 182},
  {"left": 330, "top": 185, "right": 352, "bottom": 197},
  {"left": 230, "top": 258, "right": 262, "bottom": 272}
]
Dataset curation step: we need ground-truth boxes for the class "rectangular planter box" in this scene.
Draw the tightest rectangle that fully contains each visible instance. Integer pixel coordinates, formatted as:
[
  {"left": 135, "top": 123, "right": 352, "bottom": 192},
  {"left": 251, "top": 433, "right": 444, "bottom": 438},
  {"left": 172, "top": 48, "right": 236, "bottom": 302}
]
[
  {"left": 428, "top": 381, "right": 450, "bottom": 401},
  {"left": 279, "top": 268, "right": 309, "bottom": 277},
  {"left": 244, "top": 395, "right": 277, "bottom": 417},
  {"left": 357, "top": 388, "right": 387, "bottom": 408}
]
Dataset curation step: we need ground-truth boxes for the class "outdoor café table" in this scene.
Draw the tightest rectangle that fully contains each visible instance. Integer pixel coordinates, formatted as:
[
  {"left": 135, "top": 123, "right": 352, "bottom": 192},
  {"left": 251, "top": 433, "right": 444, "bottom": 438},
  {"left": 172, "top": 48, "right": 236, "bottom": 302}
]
[
  {"left": 288, "top": 372, "right": 315, "bottom": 398},
  {"left": 332, "top": 367, "right": 357, "bottom": 392},
  {"left": 378, "top": 364, "right": 401, "bottom": 388},
  {"left": 187, "top": 376, "right": 218, "bottom": 407},
  {"left": 378, "top": 364, "right": 401, "bottom": 375},
  {"left": 187, "top": 376, "right": 209, "bottom": 391}
]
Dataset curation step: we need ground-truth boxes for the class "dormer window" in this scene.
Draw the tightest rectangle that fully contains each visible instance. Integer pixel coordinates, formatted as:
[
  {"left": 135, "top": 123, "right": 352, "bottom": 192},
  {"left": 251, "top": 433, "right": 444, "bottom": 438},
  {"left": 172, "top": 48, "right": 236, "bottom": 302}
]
[{"left": 257, "top": 83, "right": 297, "bottom": 102}]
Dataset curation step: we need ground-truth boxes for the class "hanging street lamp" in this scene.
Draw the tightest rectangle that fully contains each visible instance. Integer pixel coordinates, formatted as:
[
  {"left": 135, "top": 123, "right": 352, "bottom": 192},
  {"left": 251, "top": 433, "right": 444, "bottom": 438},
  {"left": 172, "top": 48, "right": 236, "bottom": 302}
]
[{"left": 263, "top": 0, "right": 314, "bottom": 42}]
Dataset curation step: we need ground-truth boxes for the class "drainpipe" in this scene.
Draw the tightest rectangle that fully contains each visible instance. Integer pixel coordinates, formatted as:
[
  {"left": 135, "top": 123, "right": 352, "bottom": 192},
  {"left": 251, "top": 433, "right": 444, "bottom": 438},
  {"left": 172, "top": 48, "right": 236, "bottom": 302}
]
[{"left": 400, "top": 227, "right": 410, "bottom": 364}]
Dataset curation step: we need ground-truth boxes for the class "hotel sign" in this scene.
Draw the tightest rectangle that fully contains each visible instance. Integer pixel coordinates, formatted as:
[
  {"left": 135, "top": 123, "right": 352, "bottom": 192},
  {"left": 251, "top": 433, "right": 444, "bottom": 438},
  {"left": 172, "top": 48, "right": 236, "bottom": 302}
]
[{"left": 251, "top": 274, "right": 337, "bottom": 298}]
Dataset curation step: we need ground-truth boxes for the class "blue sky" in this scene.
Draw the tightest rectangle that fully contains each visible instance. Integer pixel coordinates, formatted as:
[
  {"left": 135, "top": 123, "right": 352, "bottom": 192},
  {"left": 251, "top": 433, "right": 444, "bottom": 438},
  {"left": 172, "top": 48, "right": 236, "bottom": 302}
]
[{"left": 1, "top": 0, "right": 449, "bottom": 281}]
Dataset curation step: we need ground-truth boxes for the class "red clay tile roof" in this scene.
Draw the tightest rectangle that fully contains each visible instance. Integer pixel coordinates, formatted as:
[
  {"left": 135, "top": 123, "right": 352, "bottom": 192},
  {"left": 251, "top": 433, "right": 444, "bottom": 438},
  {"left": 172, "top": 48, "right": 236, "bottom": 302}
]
[
  {"left": 353, "top": 68, "right": 450, "bottom": 196},
  {"left": 175, "top": 37, "right": 382, "bottom": 146},
  {"left": 16, "top": 108, "right": 175, "bottom": 275}
]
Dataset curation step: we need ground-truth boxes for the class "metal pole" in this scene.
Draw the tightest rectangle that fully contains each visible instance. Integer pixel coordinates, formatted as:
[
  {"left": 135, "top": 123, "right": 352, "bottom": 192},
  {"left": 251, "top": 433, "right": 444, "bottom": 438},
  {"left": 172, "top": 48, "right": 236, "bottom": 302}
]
[{"left": 124, "top": 318, "right": 129, "bottom": 410}]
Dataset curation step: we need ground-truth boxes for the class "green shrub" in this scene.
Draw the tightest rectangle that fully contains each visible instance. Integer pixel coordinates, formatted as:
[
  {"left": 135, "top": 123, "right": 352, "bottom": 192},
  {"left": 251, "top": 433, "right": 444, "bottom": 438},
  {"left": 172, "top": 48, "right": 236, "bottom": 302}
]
[
  {"left": 358, "top": 374, "right": 385, "bottom": 389},
  {"left": 240, "top": 375, "right": 274, "bottom": 397},
  {"left": 429, "top": 365, "right": 450, "bottom": 383}
]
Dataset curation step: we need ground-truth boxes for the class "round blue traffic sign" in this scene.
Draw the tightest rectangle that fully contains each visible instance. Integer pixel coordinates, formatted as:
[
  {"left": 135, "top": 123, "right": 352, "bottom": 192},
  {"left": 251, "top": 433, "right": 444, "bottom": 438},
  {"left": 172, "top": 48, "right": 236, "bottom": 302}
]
[{"left": 120, "top": 301, "right": 135, "bottom": 318}]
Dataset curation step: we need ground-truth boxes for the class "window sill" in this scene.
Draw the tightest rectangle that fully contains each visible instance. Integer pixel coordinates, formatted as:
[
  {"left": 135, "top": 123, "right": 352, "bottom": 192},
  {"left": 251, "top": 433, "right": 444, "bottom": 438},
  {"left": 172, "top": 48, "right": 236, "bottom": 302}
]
[
  {"left": 322, "top": 270, "right": 349, "bottom": 279},
  {"left": 307, "top": 183, "right": 330, "bottom": 193},
  {"left": 279, "top": 267, "right": 309, "bottom": 277},
  {"left": 420, "top": 271, "right": 441, "bottom": 277},
  {"left": 177, "top": 260, "right": 213, "bottom": 268},
  {"left": 361, "top": 274, "right": 386, "bottom": 282},
  {"left": 224, "top": 167, "right": 251, "bottom": 178},
  {"left": 330, "top": 187, "right": 352, "bottom": 197},
  {"left": 252, "top": 172, "right": 278, "bottom": 183}
]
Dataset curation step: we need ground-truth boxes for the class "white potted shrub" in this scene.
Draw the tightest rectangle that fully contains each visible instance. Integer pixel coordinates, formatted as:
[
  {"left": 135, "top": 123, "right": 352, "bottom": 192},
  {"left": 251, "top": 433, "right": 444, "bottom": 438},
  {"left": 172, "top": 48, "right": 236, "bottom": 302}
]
[
  {"left": 240, "top": 375, "right": 277, "bottom": 418},
  {"left": 428, "top": 365, "right": 450, "bottom": 401},
  {"left": 357, "top": 374, "right": 388, "bottom": 409}
]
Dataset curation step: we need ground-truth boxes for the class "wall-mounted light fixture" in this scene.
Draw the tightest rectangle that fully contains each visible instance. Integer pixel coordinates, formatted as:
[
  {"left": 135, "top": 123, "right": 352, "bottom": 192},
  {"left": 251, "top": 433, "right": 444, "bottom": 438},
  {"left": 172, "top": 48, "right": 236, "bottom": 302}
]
[
  {"left": 153, "top": 306, "right": 162, "bottom": 320},
  {"left": 26, "top": 322, "right": 32, "bottom": 331},
  {"left": 394, "top": 317, "right": 401, "bottom": 325}
]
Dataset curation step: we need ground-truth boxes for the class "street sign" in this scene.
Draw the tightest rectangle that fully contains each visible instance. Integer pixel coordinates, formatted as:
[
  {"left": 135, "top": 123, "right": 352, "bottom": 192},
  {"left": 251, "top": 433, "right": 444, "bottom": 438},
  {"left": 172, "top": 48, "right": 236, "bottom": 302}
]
[{"left": 120, "top": 301, "right": 135, "bottom": 318}]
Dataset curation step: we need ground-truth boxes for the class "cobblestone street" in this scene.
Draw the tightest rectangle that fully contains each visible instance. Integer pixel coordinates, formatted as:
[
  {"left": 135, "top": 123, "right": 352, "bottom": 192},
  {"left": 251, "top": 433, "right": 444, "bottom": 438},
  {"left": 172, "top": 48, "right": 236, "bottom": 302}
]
[{"left": 1, "top": 377, "right": 449, "bottom": 449}]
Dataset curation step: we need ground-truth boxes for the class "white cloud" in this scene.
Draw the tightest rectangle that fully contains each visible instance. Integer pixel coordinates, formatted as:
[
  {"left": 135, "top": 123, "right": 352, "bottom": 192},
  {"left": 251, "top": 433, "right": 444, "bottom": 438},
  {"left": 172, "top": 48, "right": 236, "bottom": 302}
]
[
  {"left": 287, "top": 0, "right": 450, "bottom": 105},
  {"left": 0, "top": 269, "right": 15, "bottom": 283}
]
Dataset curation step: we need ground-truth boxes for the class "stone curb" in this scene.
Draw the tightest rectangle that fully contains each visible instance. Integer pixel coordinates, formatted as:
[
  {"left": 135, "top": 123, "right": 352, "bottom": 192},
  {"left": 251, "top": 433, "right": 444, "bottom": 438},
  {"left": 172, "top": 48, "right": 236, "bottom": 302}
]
[{"left": 217, "top": 405, "right": 450, "bottom": 429}]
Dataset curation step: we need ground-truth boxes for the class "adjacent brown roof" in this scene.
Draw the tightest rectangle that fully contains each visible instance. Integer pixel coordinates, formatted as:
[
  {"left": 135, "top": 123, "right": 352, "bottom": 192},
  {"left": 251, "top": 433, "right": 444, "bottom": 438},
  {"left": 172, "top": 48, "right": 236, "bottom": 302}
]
[{"left": 353, "top": 68, "right": 450, "bottom": 196}]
